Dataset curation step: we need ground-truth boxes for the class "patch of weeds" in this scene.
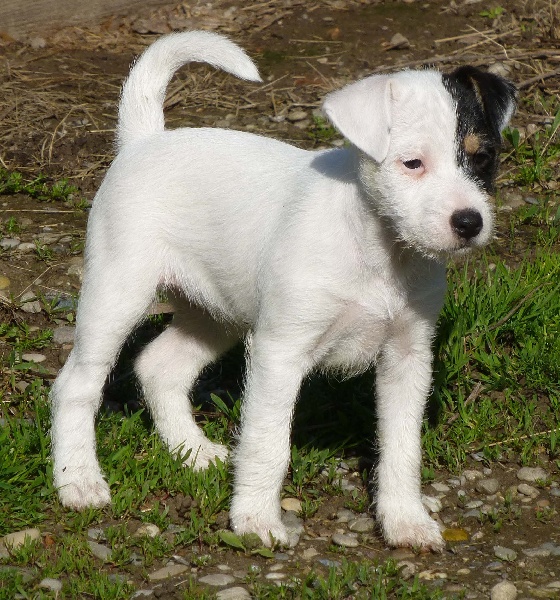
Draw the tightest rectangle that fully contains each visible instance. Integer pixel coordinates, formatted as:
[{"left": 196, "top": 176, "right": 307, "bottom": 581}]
[
  {"left": 502, "top": 107, "right": 560, "bottom": 191},
  {"left": 479, "top": 6, "right": 505, "bottom": 19},
  {"left": 308, "top": 115, "right": 339, "bottom": 145},
  {"left": 285, "top": 445, "right": 340, "bottom": 499},
  {"left": 1, "top": 216, "right": 21, "bottom": 235},
  {"left": 33, "top": 240, "right": 54, "bottom": 262},
  {"left": 0, "top": 167, "right": 87, "bottom": 206},
  {"left": 217, "top": 530, "right": 275, "bottom": 558},
  {"left": 251, "top": 559, "right": 445, "bottom": 599}
]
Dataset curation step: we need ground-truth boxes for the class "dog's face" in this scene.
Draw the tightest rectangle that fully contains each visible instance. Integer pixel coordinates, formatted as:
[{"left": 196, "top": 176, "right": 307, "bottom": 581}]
[{"left": 323, "top": 67, "right": 517, "bottom": 259}]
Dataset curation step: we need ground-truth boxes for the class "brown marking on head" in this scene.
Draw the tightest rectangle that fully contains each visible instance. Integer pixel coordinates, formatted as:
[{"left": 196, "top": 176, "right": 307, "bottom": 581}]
[{"left": 464, "top": 133, "right": 481, "bottom": 154}]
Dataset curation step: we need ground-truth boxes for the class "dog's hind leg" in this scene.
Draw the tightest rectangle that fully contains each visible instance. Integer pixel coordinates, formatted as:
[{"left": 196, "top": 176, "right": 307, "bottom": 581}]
[
  {"left": 51, "top": 268, "right": 157, "bottom": 510},
  {"left": 135, "top": 301, "right": 238, "bottom": 469}
]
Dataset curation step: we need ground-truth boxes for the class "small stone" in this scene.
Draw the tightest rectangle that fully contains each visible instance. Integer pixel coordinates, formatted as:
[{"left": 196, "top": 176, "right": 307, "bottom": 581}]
[
  {"left": 390, "top": 548, "right": 415, "bottom": 560},
  {"left": 336, "top": 508, "right": 356, "bottom": 523},
  {"left": 216, "top": 588, "right": 252, "bottom": 600},
  {"left": 15, "top": 381, "right": 29, "bottom": 393},
  {"left": 517, "top": 483, "right": 539, "bottom": 497},
  {"left": 53, "top": 326, "right": 76, "bottom": 345},
  {"left": 486, "top": 561, "right": 503, "bottom": 572},
  {"left": 301, "top": 547, "right": 319, "bottom": 560},
  {"left": 488, "top": 62, "right": 511, "bottom": 78},
  {"left": 388, "top": 33, "right": 410, "bottom": 49},
  {"left": 281, "top": 497, "right": 302, "bottom": 512},
  {"left": 135, "top": 523, "right": 161, "bottom": 538},
  {"left": 0, "top": 237, "right": 20, "bottom": 249},
  {"left": 331, "top": 533, "right": 359, "bottom": 548},
  {"left": 264, "top": 572, "right": 285, "bottom": 580},
  {"left": 20, "top": 300, "right": 42, "bottom": 313},
  {"left": 522, "top": 547, "right": 551, "bottom": 558},
  {"left": 87, "top": 541, "right": 112, "bottom": 561},
  {"left": 494, "top": 546, "right": 517, "bottom": 561},
  {"left": 38, "top": 578, "right": 63, "bottom": 592},
  {"left": 462, "top": 469, "right": 483, "bottom": 481},
  {"left": 0, "top": 276, "right": 10, "bottom": 290},
  {"left": 517, "top": 467, "right": 548, "bottom": 482},
  {"left": 287, "top": 109, "right": 308, "bottom": 122},
  {"left": 457, "top": 568, "right": 471, "bottom": 576},
  {"left": 21, "top": 353, "right": 46, "bottom": 363},
  {"left": 465, "top": 500, "right": 483, "bottom": 509},
  {"left": 397, "top": 561, "right": 416, "bottom": 580},
  {"left": 17, "top": 243, "right": 36, "bottom": 252},
  {"left": 551, "top": 488, "right": 560, "bottom": 498},
  {"left": 477, "top": 478, "right": 500, "bottom": 495},
  {"left": 348, "top": 517, "right": 375, "bottom": 533},
  {"left": 317, "top": 558, "right": 341, "bottom": 568},
  {"left": 148, "top": 564, "right": 189, "bottom": 581},
  {"left": 431, "top": 482, "right": 450, "bottom": 493},
  {"left": 421, "top": 494, "right": 442, "bottom": 513},
  {"left": 87, "top": 528, "right": 105, "bottom": 541},
  {"left": 2, "top": 528, "right": 41, "bottom": 550},
  {"left": 490, "top": 580, "right": 518, "bottom": 600},
  {"left": 199, "top": 573, "right": 236, "bottom": 586}
]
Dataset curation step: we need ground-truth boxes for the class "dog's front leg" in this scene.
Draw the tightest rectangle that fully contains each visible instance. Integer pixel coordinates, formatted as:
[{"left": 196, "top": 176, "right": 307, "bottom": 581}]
[
  {"left": 230, "top": 340, "right": 308, "bottom": 547},
  {"left": 374, "top": 317, "right": 444, "bottom": 551}
]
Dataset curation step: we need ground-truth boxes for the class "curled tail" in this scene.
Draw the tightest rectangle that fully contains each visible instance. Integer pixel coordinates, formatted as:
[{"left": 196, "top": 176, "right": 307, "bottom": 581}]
[{"left": 116, "top": 30, "right": 262, "bottom": 150}]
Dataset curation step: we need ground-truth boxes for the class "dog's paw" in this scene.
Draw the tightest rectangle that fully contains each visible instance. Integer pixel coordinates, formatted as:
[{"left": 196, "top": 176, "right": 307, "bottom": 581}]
[
  {"left": 378, "top": 506, "right": 444, "bottom": 552},
  {"left": 186, "top": 441, "right": 229, "bottom": 471},
  {"left": 56, "top": 475, "right": 111, "bottom": 510}
]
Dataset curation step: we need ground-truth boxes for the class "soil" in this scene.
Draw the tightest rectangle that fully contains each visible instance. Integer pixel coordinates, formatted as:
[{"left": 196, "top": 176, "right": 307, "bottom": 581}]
[{"left": 1, "top": 0, "right": 560, "bottom": 598}]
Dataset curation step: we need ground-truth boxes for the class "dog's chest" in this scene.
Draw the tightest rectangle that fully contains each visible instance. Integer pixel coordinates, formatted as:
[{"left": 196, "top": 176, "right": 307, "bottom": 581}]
[{"left": 316, "top": 279, "right": 409, "bottom": 374}]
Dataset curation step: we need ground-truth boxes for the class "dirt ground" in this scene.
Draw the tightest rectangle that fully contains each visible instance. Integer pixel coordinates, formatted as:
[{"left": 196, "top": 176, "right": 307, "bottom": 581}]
[{"left": 1, "top": 0, "right": 560, "bottom": 598}]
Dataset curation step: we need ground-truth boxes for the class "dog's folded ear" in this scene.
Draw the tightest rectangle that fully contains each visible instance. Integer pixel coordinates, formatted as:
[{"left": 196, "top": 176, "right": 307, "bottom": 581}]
[
  {"left": 444, "top": 66, "right": 518, "bottom": 135},
  {"left": 322, "top": 75, "right": 392, "bottom": 163}
]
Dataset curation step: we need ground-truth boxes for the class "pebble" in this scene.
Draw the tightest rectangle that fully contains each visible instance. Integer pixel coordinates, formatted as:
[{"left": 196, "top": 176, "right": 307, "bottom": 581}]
[
  {"left": 465, "top": 500, "right": 484, "bottom": 509},
  {"left": 522, "top": 547, "right": 551, "bottom": 558},
  {"left": 21, "top": 353, "right": 46, "bottom": 363},
  {"left": 348, "top": 517, "right": 375, "bottom": 533},
  {"left": 0, "top": 237, "right": 21, "bottom": 249},
  {"left": 0, "top": 276, "right": 10, "bottom": 290},
  {"left": 87, "top": 528, "right": 105, "bottom": 541},
  {"left": 38, "top": 578, "right": 63, "bottom": 592},
  {"left": 301, "top": 547, "right": 319, "bottom": 560},
  {"left": 199, "top": 573, "right": 236, "bottom": 586},
  {"left": 336, "top": 508, "right": 356, "bottom": 523},
  {"left": 490, "top": 580, "right": 518, "bottom": 600},
  {"left": 518, "top": 483, "right": 539, "bottom": 497},
  {"left": 135, "top": 523, "right": 161, "bottom": 538},
  {"left": 215, "top": 587, "right": 252, "bottom": 600},
  {"left": 494, "top": 546, "right": 517, "bottom": 561},
  {"left": 283, "top": 511, "right": 304, "bottom": 547},
  {"left": 317, "top": 558, "right": 341, "bottom": 568},
  {"left": 431, "top": 482, "right": 450, "bottom": 493},
  {"left": 331, "top": 533, "right": 359, "bottom": 548},
  {"left": 17, "top": 242, "right": 36, "bottom": 252},
  {"left": 20, "top": 300, "right": 42, "bottom": 313},
  {"left": 148, "top": 564, "right": 189, "bottom": 581},
  {"left": 421, "top": 494, "right": 442, "bottom": 513},
  {"left": 2, "top": 528, "right": 41, "bottom": 550},
  {"left": 53, "top": 325, "right": 76, "bottom": 344},
  {"left": 477, "top": 478, "right": 500, "bottom": 495},
  {"left": 264, "top": 572, "right": 286, "bottom": 580},
  {"left": 87, "top": 541, "right": 112, "bottom": 561},
  {"left": 281, "top": 497, "right": 302, "bottom": 512},
  {"left": 463, "top": 469, "right": 484, "bottom": 481},
  {"left": 517, "top": 467, "right": 548, "bottom": 482},
  {"left": 397, "top": 561, "right": 417, "bottom": 579},
  {"left": 286, "top": 109, "right": 308, "bottom": 122}
]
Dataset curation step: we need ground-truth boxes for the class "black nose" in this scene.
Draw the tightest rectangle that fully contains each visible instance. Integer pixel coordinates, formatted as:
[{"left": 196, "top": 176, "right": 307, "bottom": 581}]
[{"left": 450, "top": 209, "right": 483, "bottom": 240}]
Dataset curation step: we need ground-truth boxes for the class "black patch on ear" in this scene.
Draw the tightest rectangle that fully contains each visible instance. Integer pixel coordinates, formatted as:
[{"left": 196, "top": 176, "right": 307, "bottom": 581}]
[{"left": 442, "top": 66, "right": 517, "bottom": 193}]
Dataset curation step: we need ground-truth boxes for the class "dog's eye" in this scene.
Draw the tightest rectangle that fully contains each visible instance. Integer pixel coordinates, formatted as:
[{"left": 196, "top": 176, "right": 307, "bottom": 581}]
[
  {"left": 403, "top": 159, "right": 423, "bottom": 170},
  {"left": 472, "top": 151, "right": 494, "bottom": 170}
]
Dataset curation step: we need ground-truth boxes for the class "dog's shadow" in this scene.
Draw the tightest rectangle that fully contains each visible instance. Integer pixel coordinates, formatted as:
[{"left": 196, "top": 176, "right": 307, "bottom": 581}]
[{"left": 101, "top": 316, "right": 448, "bottom": 488}]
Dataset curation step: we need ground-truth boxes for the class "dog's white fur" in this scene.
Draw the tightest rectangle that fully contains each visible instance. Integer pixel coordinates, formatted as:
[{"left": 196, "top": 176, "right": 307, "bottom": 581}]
[{"left": 51, "top": 31, "right": 513, "bottom": 550}]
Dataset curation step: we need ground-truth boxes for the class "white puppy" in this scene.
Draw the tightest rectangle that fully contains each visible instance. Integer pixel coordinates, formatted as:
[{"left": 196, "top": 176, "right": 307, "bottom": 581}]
[{"left": 51, "top": 30, "right": 516, "bottom": 550}]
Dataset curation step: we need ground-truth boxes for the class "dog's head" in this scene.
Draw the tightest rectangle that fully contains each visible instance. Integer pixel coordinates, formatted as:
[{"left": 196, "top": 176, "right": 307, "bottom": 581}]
[{"left": 323, "top": 66, "right": 517, "bottom": 259}]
